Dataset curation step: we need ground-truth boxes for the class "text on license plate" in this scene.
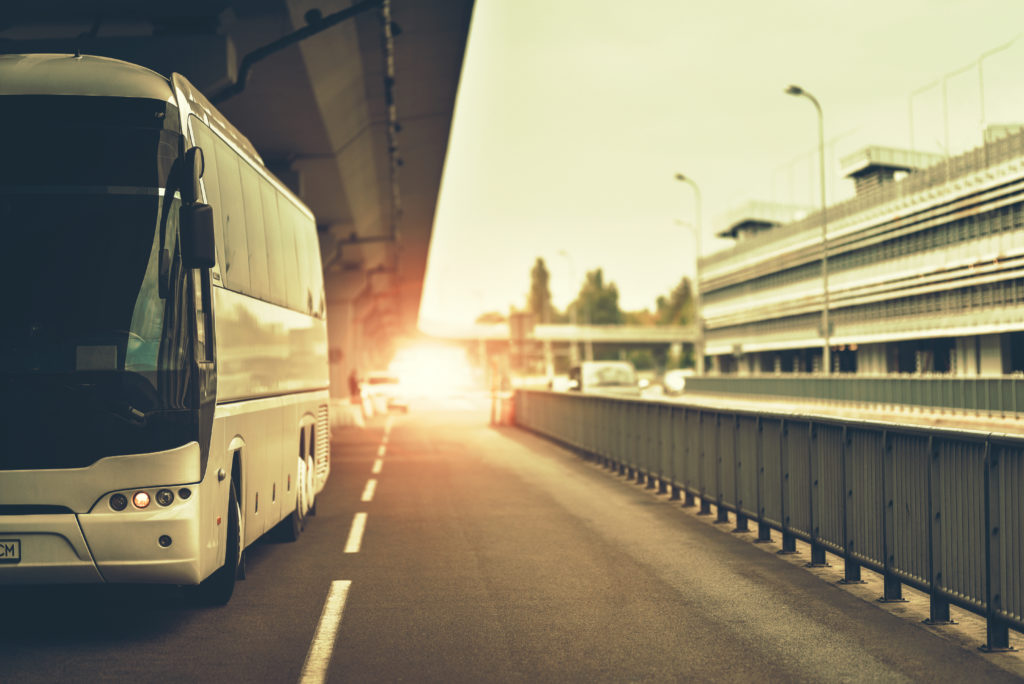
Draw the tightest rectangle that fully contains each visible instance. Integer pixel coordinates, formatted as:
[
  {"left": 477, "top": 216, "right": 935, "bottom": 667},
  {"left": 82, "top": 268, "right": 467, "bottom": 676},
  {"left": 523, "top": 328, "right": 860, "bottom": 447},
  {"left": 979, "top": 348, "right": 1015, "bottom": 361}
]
[{"left": 0, "top": 539, "right": 20, "bottom": 563}]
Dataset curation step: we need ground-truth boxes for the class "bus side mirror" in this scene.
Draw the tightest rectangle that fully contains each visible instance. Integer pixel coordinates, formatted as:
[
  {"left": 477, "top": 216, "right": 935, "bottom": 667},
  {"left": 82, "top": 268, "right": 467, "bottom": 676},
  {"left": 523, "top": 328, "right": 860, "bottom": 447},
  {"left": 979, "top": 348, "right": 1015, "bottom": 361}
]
[
  {"left": 180, "top": 203, "right": 216, "bottom": 269},
  {"left": 183, "top": 146, "right": 205, "bottom": 204}
]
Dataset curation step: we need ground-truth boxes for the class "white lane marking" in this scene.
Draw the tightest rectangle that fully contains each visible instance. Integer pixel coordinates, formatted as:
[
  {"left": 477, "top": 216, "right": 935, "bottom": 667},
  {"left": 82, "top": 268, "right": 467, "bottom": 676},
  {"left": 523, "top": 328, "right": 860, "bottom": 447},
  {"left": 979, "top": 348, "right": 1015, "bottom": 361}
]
[
  {"left": 299, "top": 580, "right": 352, "bottom": 684},
  {"left": 382, "top": 434, "right": 388, "bottom": 445},
  {"left": 344, "top": 512, "right": 368, "bottom": 553},
  {"left": 377, "top": 444, "right": 386, "bottom": 458},
  {"left": 372, "top": 459, "right": 383, "bottom": 474},
  {"left": 360, "top": 479, "right": 377, "bottom": 503}
]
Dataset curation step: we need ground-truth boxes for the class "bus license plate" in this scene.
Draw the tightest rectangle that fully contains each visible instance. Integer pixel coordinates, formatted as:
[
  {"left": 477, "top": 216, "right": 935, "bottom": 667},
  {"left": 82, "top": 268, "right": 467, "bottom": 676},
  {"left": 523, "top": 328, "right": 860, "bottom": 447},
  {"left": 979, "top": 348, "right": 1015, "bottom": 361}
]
[{"left": 0, "top": 539, "right": 20, "bottom": 563}]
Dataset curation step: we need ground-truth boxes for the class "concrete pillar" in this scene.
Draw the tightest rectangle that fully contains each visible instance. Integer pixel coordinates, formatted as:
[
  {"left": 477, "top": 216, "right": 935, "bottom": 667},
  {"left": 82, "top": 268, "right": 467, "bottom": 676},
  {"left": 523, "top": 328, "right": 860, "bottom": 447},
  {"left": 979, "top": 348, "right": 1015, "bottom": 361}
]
[
  {"left": 569, "top": 341, "right": 580, "bottom": 366},
  {"left": 326, "top": 296, "right": 357, "bottom": 400},
  {"left": 954, "top": 337, "right": 973, "bottom": 376},
  {"left": 858, "top": 343, "right": 886, "bottom": 374},
  {"left": 979, "top": 334, "right": 1004, "bottom": 375},
  {"left": 668, "top": 342, "right": 682, "bottom": 368}
]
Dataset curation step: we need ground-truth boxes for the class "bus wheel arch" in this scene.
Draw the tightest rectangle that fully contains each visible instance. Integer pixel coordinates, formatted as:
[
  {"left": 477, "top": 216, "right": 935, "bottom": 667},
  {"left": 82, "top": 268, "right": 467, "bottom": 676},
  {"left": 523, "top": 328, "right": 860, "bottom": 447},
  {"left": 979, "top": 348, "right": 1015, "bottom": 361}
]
[{"left": 190, "top": 479, "right": 241, "bottom": 606}]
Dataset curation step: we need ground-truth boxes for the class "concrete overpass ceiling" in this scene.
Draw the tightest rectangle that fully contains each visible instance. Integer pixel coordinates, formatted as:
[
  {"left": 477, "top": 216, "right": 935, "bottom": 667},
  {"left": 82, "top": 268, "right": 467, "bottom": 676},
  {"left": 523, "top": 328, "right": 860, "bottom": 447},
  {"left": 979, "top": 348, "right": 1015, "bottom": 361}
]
[{"left": 0, "top": 0, "right": 474, "bottom": 348}]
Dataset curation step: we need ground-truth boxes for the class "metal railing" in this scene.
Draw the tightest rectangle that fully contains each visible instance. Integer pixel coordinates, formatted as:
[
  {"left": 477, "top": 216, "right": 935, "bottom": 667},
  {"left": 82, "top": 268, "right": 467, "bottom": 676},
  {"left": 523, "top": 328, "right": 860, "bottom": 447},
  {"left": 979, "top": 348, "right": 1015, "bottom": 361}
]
[
  {"left": 515, "top": 390, "right": 1024, "bottom": 650},
  {"left": 684, "top": 375, "right": 1024, "bottom": 417}
]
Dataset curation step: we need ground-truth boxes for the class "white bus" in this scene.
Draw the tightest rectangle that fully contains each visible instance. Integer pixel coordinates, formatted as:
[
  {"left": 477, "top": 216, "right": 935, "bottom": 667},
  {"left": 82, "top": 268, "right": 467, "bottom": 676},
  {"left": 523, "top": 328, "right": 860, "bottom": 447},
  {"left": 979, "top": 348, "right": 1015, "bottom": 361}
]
[{"left": 0, "top": 54, "right": 330, "bottom": 604}]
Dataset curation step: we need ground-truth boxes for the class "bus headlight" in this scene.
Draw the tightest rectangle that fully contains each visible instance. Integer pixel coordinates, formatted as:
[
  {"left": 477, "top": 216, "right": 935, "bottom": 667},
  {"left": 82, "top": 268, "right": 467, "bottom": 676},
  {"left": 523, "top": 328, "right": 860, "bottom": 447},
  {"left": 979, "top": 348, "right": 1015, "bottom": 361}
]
[
  {"left": 110, "top": 493, "right": 128, "bottom": 511},
  {"left": 132, "top": 491, "right": 151, "bottom": 509},
  {"left": 155, "top": 489, "right": 174, "bottom": 507}
]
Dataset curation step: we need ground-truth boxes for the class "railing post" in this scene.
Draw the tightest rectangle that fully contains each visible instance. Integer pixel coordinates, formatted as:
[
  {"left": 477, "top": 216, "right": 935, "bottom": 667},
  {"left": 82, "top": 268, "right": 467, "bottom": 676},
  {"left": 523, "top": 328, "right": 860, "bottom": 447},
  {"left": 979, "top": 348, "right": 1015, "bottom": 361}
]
[
  {"left": 659, "top": 403, "right": 667, "bottom": 493},
  {"left": 733, "top": 414, "right": 750, "bottom": 533},
  {"left": 682, "top": 408, "right": 697, "bottom": 508},
  {"left": 924, "top": 435, "right": 954, "bottom": 624},
  {"left": 779, "top": 418, "right": 797, "bottom": 554},
  {"left": 807, "top": 420, "right": 829, "bottom": 567},
  {"left": 670, "top": 406, "right": 682, "bottom": 500},
  {"left": 755, "top": 416, "right": 773, "bottom": 543},
  {"left": 879, "top": 430, "right": 907, "bottom": 602},
  {"left": 981, "top": 440, "right": 1014, "bottom": 651},
  {"left": 715, "top": 413, "right": 730, "bottom": 524},
  {"left": 840, "top": 425, "right": 864, "bottom": 583},
  {"left": 645, "top": 406, "right": 658, "bottom": 487},
  {"left": 698, "top": 411, "right": 713, "bottom": 516}
]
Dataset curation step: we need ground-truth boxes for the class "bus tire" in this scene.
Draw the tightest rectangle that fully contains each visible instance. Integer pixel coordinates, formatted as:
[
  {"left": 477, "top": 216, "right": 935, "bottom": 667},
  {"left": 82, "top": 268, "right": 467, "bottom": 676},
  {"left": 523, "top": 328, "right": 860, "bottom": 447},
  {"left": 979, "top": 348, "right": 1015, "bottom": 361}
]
[
  {"left": 276, "top": 506, "right": 303, "bottom": 542},
  {"left": 272, "top": 456, "right": 306, "bottom": 542},
  {"left": 304, "top": 453, "right": 317, "bottom": 517},
  {"left": 191, "top": 482, "right": 241, "bottom": 605}
]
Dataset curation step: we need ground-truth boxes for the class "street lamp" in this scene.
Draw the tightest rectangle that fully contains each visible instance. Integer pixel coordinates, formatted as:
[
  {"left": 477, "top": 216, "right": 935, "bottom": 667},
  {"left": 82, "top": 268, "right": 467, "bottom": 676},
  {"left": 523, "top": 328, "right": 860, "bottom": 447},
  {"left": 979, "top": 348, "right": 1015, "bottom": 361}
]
[
  {"left": 673, "top": 173, "right": 704, "bottom": 376},
  {"left": 785, "top": 84, "right": 831, "bottom": 374}
]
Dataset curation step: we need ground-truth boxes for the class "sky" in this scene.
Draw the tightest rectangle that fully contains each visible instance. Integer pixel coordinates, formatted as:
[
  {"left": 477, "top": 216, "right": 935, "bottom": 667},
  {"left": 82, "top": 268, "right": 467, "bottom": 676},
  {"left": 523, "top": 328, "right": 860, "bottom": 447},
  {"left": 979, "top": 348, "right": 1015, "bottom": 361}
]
[{"left": 418, "top": 0, "right": 1024, "bottom": 335}]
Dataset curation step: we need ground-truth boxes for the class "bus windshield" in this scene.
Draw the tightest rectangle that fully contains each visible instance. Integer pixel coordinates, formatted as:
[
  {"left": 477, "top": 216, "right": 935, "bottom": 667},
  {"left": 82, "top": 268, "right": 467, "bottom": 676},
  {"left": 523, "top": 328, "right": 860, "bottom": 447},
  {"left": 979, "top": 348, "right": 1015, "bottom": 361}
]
[{"left": 0, "top": 95, "right": 196, "bottom": 469}]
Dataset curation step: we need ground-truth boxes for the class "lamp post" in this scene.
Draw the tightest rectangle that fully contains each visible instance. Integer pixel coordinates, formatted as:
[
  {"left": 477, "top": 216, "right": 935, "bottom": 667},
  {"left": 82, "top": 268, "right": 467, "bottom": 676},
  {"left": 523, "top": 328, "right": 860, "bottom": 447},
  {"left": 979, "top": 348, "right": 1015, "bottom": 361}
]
[
  {"left": 673, "top": 173, "right": 704, "bottom": 376},
  {"left": 785, "top": 84, "right": 831, "bottom": 374}
]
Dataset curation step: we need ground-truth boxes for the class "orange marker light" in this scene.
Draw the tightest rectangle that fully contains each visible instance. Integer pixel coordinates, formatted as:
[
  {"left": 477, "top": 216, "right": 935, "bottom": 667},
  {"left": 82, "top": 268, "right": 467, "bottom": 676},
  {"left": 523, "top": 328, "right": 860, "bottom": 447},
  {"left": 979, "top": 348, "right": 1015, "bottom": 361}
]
[{"left": 132, "top": 491, "right": 151, "bottom": 509}]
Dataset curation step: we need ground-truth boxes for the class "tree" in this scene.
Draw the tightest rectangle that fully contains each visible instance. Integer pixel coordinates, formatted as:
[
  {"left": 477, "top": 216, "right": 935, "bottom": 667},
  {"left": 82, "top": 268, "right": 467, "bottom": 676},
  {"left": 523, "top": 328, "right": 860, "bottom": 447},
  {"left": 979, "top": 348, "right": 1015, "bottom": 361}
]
[
  {"left": 655, "top": 276, "right": 694, "bottom": 326},
  {"left": 574, "top": 268, "right": 623, "bottom": 325},
  {"left": 526, "top": 257, "right": 554, "bottom": 323}
]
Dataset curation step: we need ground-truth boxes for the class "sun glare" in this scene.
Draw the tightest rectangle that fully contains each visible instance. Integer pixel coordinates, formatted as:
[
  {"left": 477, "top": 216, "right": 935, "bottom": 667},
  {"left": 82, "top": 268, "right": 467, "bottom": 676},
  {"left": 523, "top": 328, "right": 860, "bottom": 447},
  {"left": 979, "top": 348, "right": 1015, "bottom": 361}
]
[{"left": 388, "top": 343, "right": 477, "bottom": 398}]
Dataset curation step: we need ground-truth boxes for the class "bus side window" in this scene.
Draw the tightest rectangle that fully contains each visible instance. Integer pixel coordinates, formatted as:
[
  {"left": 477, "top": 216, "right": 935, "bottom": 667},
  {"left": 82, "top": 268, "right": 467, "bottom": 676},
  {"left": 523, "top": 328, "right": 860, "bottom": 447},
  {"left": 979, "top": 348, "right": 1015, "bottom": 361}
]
[
  {"left": 288, "top": 203, "right": 314, "bottom": 315},
  {"left": 214, "top": 141, "right": 250, "bottom": 294},
  {"left": 259, "top": 180, "right": 288, "bottom": 307},
  {"left": 301, "top": 220, "right": 325, "bottom": 317},
  {"left": 277, "top": 198, "right": 303, "bottom": 311},
  {"left": 239, "top": 162, "right": 270, "bottom": 302}
]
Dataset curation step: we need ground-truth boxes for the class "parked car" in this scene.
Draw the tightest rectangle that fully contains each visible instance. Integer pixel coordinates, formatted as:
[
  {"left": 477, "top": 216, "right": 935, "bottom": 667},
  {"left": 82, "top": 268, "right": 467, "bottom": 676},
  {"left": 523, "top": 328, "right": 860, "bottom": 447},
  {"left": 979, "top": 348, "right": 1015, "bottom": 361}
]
[
  {"left": 568, "top": 361, "right": 642, "bottom": 397},
  {"left": 662, "top": 368, "right": 694, "bottom": 395},
  {"left": 363, "top": 372, "right": 409, "bottom": 412}
]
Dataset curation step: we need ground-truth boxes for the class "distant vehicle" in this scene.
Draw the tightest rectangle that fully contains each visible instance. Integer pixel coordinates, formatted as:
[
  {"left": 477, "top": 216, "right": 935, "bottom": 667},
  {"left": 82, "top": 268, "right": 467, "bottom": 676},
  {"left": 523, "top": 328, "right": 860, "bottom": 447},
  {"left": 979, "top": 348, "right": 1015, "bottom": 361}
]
[
  {"left": 364, "top": 372, "right": 409, "bottom": 412},
  {"left": 568, "top": 361, "right": 642, "bottom": 397},
  {"left": 548, "top": 375, "right": 574, "bottom": 392},
  {"left": 662, "top": 368, "right": 694, "bottom": 395}
]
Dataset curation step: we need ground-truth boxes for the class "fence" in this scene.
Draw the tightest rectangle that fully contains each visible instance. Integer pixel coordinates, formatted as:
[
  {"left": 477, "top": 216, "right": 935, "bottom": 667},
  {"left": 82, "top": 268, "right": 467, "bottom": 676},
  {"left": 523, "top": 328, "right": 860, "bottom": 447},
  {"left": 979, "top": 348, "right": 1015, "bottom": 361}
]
[
  {"left": 685, "top": 375, "right": 1024, "bottom": 417},
  {"left": 515, "top": 389, "right": 1024, "bottom": 651}
]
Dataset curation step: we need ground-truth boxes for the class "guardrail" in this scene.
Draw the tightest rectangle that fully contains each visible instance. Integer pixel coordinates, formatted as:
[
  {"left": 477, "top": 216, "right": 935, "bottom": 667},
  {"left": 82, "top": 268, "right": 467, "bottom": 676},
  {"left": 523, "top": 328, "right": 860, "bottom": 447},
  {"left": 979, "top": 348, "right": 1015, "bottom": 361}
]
[
  {"left": 515, "top": 389, "right": 1024, "bottom": 651},
  {"left": 684, "top": 375, "right": 1024, "bottom": 416}
]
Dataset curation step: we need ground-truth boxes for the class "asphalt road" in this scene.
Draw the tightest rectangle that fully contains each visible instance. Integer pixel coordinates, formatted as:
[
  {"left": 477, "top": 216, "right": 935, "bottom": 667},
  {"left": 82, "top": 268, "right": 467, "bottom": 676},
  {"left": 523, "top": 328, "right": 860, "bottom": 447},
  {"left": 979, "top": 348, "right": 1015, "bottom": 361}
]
[{"left": 4, "top": 395, "right": 1024, "bottom": 682}]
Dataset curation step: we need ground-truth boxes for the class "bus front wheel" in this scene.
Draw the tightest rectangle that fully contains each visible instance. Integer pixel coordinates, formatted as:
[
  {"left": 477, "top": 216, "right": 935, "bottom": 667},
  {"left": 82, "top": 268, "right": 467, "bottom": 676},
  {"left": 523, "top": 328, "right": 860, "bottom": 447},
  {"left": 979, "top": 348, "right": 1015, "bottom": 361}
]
[{"left": 191, "top": 481, "right": 242, "bottom": 605}]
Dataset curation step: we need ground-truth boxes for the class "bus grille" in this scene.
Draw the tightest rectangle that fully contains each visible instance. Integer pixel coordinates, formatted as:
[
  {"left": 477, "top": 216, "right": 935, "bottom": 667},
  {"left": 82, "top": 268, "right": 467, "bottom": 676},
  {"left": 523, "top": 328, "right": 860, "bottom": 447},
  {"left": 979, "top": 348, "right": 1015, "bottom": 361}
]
[{"left": 315, "top": 404, "right": 330, "bottom": 480}]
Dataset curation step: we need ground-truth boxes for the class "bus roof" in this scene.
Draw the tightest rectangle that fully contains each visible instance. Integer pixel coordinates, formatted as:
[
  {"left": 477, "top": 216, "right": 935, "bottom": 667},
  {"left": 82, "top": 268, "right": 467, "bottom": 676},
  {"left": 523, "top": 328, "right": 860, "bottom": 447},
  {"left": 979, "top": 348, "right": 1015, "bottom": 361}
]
[{"left": 0, "top": 53, "right": 175, "bottom": 102}]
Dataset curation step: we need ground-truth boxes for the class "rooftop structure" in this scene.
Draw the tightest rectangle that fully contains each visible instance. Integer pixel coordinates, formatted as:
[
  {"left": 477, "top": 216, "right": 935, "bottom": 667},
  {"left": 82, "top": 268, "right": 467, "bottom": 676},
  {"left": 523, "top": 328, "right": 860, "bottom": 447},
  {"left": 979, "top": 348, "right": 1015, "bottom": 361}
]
[
  {"left": 840, "top": 146, "right": 944, "bottom": 197},
  {"left": 716, "top": 200, "right": 810, "bottom": 240}
]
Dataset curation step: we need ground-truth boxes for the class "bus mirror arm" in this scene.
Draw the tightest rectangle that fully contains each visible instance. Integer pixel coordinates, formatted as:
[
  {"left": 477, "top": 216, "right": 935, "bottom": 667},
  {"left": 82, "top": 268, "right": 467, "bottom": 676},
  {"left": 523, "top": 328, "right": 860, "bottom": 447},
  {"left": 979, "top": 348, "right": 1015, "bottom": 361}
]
[
  {"left": 180, "top": 203, "right": 216, "bottom": 269},
  {"left": 158, "top": 248, "right": 171, "bottom": 298}
]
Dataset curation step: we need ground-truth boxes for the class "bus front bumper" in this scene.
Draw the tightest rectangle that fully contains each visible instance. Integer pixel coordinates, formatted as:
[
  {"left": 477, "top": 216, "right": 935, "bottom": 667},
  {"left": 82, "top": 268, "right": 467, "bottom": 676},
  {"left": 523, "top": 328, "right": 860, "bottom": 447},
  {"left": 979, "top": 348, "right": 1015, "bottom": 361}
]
[{"left": 0, "top": 502, "right": 203, "bottom": 586}]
